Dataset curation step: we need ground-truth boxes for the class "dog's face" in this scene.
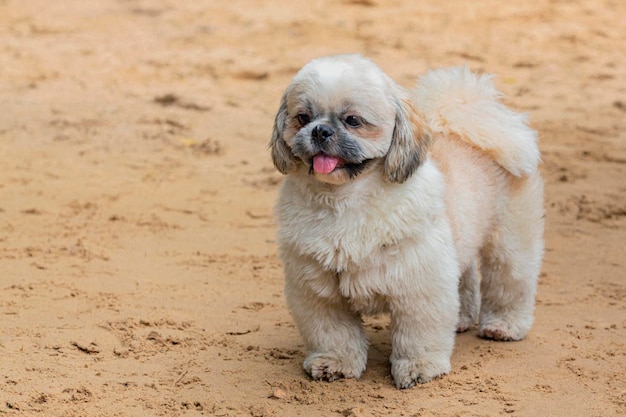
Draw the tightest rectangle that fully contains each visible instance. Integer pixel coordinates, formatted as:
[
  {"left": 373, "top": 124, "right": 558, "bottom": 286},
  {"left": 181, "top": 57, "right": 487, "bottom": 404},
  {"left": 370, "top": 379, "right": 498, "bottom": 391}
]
[{"left": 270, "top": 54, "right": 431, "bottom": 185}]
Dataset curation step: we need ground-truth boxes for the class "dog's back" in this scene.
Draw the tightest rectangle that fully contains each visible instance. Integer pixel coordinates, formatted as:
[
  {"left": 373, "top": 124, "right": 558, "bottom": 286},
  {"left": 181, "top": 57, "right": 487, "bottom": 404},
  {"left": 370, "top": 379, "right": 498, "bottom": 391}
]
[{"left": 415, "top": 66, "right": 544, "bottom": 341}]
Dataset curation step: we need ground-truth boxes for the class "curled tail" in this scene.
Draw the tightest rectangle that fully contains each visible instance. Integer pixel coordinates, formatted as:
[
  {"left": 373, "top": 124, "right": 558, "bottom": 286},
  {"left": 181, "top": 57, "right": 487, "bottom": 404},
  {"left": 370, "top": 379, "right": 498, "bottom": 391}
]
[{"left": 414, "top": 66, "right": 540, "bottom": 177}]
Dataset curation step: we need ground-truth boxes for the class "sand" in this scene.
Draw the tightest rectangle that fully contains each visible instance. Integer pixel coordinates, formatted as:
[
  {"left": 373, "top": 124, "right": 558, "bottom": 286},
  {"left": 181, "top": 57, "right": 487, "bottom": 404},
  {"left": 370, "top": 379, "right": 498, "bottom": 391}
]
[{"left": 1, "top": 1, "right": 625, "bottom": 416}]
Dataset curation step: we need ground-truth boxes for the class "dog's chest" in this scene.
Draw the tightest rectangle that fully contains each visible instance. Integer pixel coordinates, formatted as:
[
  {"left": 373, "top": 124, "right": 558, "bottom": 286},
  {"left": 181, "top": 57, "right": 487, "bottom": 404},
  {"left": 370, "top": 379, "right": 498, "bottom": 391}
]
[
  {"left": 280, "top": 201, "right": 416, "bottom": 307},
  {"left": 336, "top": 261, "right": 393, "bottom": 314},
  {"left": 277, "top": 176, "right": 436, "bottom": 303},
  {"left": 282, "top": 203, "right": 402, "bottom": 273}
]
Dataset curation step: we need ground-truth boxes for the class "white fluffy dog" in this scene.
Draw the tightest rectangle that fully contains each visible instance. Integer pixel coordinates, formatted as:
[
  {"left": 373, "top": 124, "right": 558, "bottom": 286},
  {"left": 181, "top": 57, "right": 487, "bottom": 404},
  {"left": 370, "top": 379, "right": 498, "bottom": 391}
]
[{"left": 269, "top": 54, "right": 544, "bottom": 389}]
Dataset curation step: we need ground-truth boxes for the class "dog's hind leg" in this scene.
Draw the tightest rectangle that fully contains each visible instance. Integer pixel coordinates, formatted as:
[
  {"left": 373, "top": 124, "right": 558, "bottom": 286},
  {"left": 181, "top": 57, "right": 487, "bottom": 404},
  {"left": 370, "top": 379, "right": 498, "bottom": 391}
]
[
  {"left": 478, "top": 174, "right": 544, "bottom": 341},
  {"left": 457, "top": 260, "right": 480, "bottom": 333}
]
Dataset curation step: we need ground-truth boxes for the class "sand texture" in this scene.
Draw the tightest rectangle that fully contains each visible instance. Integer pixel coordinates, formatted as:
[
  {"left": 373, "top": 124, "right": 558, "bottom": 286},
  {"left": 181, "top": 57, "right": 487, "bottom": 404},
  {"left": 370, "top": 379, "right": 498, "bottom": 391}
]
[{"left": 1, "top": 1, "right": 625, "bottom": 416}]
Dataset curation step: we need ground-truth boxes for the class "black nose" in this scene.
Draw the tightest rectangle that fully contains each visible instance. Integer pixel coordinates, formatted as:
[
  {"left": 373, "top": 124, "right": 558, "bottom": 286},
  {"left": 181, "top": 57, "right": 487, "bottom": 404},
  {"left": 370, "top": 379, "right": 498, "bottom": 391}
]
[{"left": 312, "top": 124, "right": 334, "bottom": 144}]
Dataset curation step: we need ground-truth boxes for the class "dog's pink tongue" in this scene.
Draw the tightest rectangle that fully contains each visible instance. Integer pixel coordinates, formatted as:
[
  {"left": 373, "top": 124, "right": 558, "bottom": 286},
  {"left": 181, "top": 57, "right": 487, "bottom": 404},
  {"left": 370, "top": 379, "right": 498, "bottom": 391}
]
[{"left": 313, "top": 154, "right": 341, "bottom": 174}]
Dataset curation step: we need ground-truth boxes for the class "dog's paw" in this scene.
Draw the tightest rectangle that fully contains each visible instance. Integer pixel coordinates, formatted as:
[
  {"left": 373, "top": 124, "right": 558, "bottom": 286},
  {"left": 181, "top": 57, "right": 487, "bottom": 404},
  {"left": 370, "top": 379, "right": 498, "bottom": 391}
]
[
  {"left": 456, "top": 314, "right": 476, "bottom": 333},
  {"left": 478, "top": 320, "right": 529, "bottom": 341},
  {"left": 303, "top": 353, "right": 364, "bottom": 382},
  {"left": 390, "top": 357, "right": 450, "bottom": 389}
]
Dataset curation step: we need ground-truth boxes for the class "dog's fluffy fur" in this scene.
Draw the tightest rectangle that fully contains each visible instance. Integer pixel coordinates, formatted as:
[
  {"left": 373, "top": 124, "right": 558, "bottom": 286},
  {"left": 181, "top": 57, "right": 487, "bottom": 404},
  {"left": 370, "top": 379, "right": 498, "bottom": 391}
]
[{"left": 270, "top": 54, "right": 544, "bottom": 389}]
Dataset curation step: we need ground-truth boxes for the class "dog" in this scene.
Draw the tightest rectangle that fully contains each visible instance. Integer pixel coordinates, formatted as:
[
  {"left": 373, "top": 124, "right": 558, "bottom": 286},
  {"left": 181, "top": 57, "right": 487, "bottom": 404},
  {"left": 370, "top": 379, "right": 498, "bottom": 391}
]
[{"left": 269, "top": 54, "right": 544, "bottom": 389}]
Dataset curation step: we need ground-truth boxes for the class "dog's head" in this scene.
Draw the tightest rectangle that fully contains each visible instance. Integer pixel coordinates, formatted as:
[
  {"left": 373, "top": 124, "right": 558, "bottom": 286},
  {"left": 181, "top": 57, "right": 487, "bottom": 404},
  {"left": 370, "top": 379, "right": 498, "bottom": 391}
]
[{"left": 270, "top": 54, "right": 431, "bottom": 185}]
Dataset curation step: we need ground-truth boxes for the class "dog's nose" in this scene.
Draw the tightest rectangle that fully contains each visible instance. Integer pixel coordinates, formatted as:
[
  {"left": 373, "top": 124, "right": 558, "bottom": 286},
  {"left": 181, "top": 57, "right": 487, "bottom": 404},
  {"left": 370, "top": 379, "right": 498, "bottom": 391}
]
[{"left": 312, "top": 124, "right": 334, "bottom": 144}]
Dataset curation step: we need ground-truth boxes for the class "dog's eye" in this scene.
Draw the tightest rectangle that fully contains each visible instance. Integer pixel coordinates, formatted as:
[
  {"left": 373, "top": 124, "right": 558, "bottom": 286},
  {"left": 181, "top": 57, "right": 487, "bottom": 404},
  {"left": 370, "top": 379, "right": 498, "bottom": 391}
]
[
  {"left": 345, "top": 115, "right": 362, "bottom": 128},
  {"left": 297, "top": 113, "right": 311, "bottom": 126}
]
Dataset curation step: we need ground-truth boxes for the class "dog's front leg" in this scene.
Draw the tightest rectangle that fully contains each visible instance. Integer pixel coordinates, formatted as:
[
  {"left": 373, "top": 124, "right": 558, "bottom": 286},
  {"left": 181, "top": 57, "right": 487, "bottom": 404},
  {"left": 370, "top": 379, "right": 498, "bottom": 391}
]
[
  {"left": 388, "top": 289, "right": 458, "bottom": 389},
  {"left": 285, "top": 274, "right": 369, "bottom": 382}
]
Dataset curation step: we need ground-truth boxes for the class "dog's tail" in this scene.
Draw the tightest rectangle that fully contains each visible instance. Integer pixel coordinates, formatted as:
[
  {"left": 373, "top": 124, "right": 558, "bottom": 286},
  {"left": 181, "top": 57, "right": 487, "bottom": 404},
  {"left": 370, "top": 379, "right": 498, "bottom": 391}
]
[{"left": 414, "top": 66, "right": 539, "bottom": 177}]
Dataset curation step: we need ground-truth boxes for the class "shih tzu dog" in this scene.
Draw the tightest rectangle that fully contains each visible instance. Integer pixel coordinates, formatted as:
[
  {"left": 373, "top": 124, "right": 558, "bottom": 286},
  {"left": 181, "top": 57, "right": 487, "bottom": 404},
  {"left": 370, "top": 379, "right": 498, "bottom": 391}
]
[{"left": 269, "top": 54, "right": 544, "bottom": 389}]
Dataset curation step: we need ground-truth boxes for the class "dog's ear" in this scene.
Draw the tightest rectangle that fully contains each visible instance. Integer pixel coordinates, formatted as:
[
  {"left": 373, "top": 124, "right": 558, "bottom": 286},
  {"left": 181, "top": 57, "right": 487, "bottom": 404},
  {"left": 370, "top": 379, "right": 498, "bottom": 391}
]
[
  {"left": 383, "top": 96, "right": 432, "bottom": 183},
  {"left": 269, "top": 92, "right": 299, "bottom": 174}
]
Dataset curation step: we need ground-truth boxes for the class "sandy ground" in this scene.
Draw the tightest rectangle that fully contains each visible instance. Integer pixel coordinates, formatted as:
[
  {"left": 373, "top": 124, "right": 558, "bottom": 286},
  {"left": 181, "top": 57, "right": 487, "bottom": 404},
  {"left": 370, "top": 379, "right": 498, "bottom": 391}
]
[{"left": 1, "top": 1, "right": 625, "bottom": 416}]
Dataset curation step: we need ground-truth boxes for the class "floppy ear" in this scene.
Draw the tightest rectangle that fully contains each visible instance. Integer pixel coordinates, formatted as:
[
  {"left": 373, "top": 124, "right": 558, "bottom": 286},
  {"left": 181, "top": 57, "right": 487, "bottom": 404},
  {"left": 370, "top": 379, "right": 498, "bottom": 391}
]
[
  {"left": 383, "top": 96, "right": 432, "bottom": 183},
  {"left": 269, "top": 92, "right": 299, "bottom": 174}
]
